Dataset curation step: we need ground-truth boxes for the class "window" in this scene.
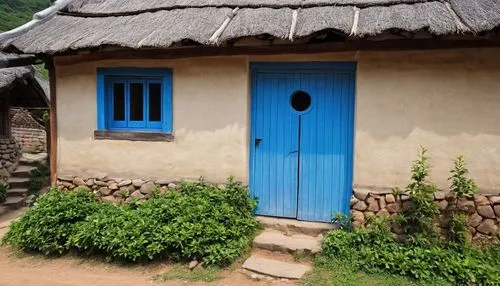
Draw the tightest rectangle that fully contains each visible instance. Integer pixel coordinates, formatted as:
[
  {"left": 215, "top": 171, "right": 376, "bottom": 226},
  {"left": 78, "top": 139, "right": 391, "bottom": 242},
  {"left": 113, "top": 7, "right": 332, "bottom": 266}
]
[{"left": 97, "top": 68, "right": 172, "bottom": 134}]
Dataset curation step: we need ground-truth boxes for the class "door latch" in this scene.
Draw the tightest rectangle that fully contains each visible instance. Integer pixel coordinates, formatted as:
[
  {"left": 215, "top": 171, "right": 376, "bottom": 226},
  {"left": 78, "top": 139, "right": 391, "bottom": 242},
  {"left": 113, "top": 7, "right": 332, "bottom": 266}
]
[{"left": 255, "top": 138, "right": 262, "bottom": 146}]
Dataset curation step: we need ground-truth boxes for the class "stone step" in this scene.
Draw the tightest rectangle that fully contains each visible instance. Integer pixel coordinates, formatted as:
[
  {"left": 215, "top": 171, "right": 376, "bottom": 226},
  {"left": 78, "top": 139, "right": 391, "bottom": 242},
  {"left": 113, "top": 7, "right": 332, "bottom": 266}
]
[
  {"left": 7, "top": 177, "right": 30, "bottom": 189},
  {"left": 7, "top": 188, "right": 28, "bottom": 196},
  {"left": 3, "top": 196, "right": 26, "bottom": 210},
  {"left": 19, "top": 153, "right": 47, "bottom": 166},
  {"left": 12, "top": 166, "right": 36, "bottom": 177},
  {"left": 242, "top": 255, "right": 311, "bottom": 279},
  {"left": 253, "top": 230, "right": 322, "bottom": 254},
  {"left": 257, "top": 216, "right": 336, "bottom": 236}
]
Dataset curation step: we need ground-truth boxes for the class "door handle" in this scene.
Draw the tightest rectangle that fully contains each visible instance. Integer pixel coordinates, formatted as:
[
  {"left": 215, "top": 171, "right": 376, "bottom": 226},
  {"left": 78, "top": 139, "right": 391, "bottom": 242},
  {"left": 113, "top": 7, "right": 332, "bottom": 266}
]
[
  {"left": 255, "top": 138, "right": 262, "bottom": 146},
  {"left": 287, "top": 150, "right": 298, "bottom": 156}
]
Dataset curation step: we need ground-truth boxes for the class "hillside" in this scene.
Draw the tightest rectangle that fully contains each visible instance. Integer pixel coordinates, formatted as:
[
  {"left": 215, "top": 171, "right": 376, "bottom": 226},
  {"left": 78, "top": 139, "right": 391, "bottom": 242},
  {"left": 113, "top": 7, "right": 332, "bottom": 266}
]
[{"left": 0, "top": 0, "right": 52, "bottom": 32}]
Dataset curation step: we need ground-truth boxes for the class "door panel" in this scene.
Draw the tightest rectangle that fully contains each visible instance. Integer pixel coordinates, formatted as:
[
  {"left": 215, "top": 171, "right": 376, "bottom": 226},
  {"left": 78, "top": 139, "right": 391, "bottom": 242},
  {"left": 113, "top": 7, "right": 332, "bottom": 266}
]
[
  {"left": 250, "top": 63, "right": 356, "bottom": 222},
  {"left": 298, "top": 72, "right": 355, "bottom": 221},
  {"left": 251, "top": 72, "right": 300, "bottom": 218}
]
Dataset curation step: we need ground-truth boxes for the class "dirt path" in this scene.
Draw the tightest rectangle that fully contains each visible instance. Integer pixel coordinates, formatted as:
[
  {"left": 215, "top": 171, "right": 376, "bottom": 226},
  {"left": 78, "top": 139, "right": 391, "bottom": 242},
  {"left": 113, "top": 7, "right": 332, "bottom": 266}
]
[{"left": 0, "top": 247, "right": 294, "bottom": 286}]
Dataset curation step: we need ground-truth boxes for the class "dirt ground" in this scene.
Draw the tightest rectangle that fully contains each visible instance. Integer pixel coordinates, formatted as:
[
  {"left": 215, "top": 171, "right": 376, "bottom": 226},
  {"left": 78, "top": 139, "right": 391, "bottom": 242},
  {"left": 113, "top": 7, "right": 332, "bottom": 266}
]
[
  {"left": 0, "top": 247, "right": 297, "bottom": 286},
  {"left": 0, "top": 208, "right": 298, "bottom": 286}
]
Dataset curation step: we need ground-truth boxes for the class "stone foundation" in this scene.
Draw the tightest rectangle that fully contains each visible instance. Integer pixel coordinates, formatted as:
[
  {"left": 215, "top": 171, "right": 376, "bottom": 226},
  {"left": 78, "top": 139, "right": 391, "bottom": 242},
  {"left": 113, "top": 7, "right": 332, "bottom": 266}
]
[
  {"left": 57, "top": 176, "right": 189, "bottom": 204},
  {"left": 0, "top": 137, "right": 22, "bottom": 177},
  {"left": 351, "top": 188, "right": 500, "bottom": 239}
]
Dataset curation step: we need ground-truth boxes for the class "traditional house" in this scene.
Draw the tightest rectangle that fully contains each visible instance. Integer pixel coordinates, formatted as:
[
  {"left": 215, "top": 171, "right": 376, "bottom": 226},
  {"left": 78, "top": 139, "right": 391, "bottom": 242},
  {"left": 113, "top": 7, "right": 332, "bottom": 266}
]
[{"left": 1, "top": 0, "right": 499, "bottom": 224}]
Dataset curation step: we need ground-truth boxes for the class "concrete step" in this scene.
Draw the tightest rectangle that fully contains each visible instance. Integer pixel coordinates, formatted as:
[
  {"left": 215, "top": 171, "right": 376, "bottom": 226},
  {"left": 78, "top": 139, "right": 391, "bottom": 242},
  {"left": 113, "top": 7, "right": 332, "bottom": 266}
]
[
  {"left": 257, "top": 216, "right": 336, "bottom": 236},
  {"left": 7, "top": 188, "right": 28, "bottom": 196},
  {"left": 12, "top": 166, "right": 36, "bottom": 177},
  {"left": 3, "top": 196, "right": 26, "bottom": 210},
  {"left": 242, "top": 255, "right": 311, "bottom": 279},
  {"left": 253, "top": 230, "right": 322, "bottom": 255},
  {"left": 7, "top": 177, "right": 30, "bottom": 189}
]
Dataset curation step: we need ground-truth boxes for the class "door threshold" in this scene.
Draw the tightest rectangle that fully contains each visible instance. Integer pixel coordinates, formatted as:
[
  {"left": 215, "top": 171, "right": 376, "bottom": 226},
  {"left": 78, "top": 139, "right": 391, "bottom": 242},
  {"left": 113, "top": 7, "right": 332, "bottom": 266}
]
[{"left": 256, "top": 216, "right": 336, "bottom": 237}]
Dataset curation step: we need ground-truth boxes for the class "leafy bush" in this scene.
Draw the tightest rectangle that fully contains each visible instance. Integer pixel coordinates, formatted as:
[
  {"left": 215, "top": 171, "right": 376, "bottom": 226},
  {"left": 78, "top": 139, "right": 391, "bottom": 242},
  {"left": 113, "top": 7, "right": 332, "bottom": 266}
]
[
  {"left": 28, "top": 162, "right": 50, "bottom": 195},
  {"left": 0, "top": 180, "right": 7, "bottom": 203},
  {"left": 394, "top": 147, "right": 439, "bottom": 238},
  {"left": 2, "top": 188, "right": 99, "bottom": 255},
  {"left": 449, "top": 213, "right": 469, "bottom": 244},
  {"left": 449, "top": 155, "right": 477, "bottom": 199},
  {"left": 322, "top": 226, "right": 500, "bottom": 285},
  {"left": 3, "top": 178, "right": 258, "bottom": 266},
  {"left": 447, "top": 155, "right": 477, "bottom": 243},
  {"left": 70, "top": 178, "right": 258, "bottom": 265}
]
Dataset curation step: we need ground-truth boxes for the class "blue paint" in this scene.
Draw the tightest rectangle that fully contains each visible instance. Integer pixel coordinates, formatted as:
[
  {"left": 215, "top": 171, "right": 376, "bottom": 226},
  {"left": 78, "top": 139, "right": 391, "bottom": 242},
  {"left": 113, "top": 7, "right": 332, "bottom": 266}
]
[
  {"left": 96, "top": 68, "right": 173, "bottom": 132},
  {"left": 250, "top": 62, "right": 356, "bottom": 222}
]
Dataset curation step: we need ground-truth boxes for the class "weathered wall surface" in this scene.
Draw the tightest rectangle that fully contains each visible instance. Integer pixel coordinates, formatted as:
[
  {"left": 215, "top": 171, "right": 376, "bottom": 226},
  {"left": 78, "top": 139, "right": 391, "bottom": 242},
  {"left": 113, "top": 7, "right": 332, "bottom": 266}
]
[
  {"left": 55, "top": 57, "right": 249, "bottom": 182},
  {"left": 54, "top": 48, "right": 500, "bottom": 192}
]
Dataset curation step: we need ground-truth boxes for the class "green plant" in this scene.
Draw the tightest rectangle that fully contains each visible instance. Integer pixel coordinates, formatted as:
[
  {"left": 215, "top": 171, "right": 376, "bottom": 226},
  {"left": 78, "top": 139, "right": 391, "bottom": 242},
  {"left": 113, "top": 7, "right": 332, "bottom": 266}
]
[
  {"left": 321, "top": 226, "right": 500, "bottom": 285},
  {"left": 27, "top": 162, "right": 50, "bottom": 196},
  {"left": 0, "top": 180, "right": 7, "bottom": 203},
  {"left": 2, "top": 188, "right": 99, "bottom": 255},
  {"left": 68, "top": 177, "right": 257, "bottom": 265},
  {"left": 449, "top": 155, "right": 477, "bottom": 199},
  {"left": 398, "top": 147, "right": 439, "bottom": 238},
  {"left": 447, "top": 155, "right": 477, "bottom": 243},
  {"left": 332, "top": 212, "right": 353, "bottom": 231},
  {"left": 448, "top": 213, "right": 469, "bottom": 244}
]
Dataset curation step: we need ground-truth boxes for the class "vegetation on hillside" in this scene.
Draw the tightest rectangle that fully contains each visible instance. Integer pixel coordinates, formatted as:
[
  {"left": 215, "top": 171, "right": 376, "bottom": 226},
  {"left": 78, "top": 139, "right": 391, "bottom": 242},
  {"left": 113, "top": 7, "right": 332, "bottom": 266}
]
[{"left": 0, "top": 0, "right": 51, "bottom": 32}]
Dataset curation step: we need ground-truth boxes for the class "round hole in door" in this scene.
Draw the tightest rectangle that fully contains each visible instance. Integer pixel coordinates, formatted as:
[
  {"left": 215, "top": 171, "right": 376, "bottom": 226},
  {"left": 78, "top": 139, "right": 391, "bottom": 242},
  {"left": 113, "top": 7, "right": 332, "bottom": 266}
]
[{"left": 290, "top": 90, "right": 311, "bottom": 113}]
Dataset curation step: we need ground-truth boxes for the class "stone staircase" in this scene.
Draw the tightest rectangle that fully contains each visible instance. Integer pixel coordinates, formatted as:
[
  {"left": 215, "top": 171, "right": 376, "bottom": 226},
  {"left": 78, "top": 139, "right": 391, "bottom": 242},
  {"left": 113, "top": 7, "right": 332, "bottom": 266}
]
[
  {"left": 3, "top": 154, "right": 47, "bottom": 210},
  {"left": 241, "top": 216, "right": 335, "bottom": 281}
]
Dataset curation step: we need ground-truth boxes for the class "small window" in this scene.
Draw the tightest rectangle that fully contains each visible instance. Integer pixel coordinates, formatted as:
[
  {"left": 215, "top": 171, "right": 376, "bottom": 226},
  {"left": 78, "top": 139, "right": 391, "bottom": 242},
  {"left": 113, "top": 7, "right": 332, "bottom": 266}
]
[{"left": 97, "top": 68, "right": 172, "bottom": 133}]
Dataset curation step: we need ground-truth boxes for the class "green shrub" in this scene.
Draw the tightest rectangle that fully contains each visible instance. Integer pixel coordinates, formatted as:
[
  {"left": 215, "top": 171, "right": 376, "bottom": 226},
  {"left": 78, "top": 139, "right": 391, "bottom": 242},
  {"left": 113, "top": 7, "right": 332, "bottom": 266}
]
[
  {"left": 0, "top": 180, "right": 6, "bottom": 203},
  {"left": 4, "top": 178, "right": 257, "bottom": 265},
  {"left": 395, "top": 147, "right": 439, "bottom": 238},
  {"left": 2, "top": 188, "right": 99, "bottom": 255},
  {"left": 322, "top": 227, "right": 500, "bottom": 285},
  {"left": 449, "top": 155, "right": 477, "bottom": 199},
  {"left": 28, "top": 162, "right": 50, "bottom": 195},
  {"left": 447, "top": 155, "right": 477, "bottom": 243},
  {"left": 69, "top": 178, "right": 258, "bottom": 265}
]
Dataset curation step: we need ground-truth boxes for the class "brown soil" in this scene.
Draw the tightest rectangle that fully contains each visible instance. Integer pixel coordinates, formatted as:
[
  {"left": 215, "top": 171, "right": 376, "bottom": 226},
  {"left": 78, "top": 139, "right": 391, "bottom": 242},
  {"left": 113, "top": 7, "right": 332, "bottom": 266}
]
[{"left": 0, "top": 247, "right": 296, "bottom": 286}]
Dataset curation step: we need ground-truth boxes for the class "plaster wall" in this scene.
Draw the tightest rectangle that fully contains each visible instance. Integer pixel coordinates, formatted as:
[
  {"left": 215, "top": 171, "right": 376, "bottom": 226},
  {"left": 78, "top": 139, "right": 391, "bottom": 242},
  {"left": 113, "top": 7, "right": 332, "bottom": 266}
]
[{"left": 55, "top": 48, "right": 500, "bottom": 192}]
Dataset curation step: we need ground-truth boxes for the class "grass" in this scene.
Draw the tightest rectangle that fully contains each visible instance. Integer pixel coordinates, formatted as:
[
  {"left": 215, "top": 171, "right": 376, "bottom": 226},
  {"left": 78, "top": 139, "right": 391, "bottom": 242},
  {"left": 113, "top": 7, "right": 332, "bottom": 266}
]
[
  {"left": 156, "top": 264, "right": 223, "bottom": 283},
  {"left": 301, "top": 256, "right": 452, "bottom": 286}
]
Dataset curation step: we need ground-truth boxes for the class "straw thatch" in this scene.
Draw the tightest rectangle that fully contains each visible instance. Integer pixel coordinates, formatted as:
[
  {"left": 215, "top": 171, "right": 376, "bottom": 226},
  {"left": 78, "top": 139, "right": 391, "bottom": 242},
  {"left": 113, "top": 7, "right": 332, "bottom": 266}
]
[
  {"left": 1, "top": 0, "right": 499, "bottom": 55},
  {"left": 0, "top": 66, "right": 32, "bottom": 90}
]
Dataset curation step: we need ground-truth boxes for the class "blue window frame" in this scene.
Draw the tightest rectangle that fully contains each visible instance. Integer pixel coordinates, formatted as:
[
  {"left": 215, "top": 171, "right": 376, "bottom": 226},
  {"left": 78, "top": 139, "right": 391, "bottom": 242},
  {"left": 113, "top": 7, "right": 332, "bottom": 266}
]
[{"left": 97, "top": 68, "right": 172, "bottom": 133}]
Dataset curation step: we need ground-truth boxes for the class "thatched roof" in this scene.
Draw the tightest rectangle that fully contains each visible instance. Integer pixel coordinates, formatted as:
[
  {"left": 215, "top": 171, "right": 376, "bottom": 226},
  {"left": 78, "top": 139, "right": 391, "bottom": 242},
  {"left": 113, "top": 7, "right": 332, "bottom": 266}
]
[
  {"left": 0, "top": 66, "right": 32, "bottom": 90},
  {"left": 0, "top": 0, "right": 499, "bottom": 55}
]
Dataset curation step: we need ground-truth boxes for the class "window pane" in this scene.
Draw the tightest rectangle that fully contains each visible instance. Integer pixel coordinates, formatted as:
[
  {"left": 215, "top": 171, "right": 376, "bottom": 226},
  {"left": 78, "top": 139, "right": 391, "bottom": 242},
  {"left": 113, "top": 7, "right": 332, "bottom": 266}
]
[
  {"left": 149, "top": 83, "right": 161, "bottom": 122},
  {"left": 113, "top": 83, "right": 125, "bottom": 121},
  {"left": 130, "top": 83, "right": 144, "bottom": 121}
]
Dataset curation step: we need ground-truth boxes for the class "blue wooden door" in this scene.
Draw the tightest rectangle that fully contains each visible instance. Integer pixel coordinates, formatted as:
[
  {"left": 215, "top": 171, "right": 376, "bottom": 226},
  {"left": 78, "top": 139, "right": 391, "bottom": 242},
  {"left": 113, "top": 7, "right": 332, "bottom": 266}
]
[
  {"left": 250, "top": 72, "right": 301, "bottom": 217},
  {"left": 250, "top": 63, "right": 356, "bottom": 222}
]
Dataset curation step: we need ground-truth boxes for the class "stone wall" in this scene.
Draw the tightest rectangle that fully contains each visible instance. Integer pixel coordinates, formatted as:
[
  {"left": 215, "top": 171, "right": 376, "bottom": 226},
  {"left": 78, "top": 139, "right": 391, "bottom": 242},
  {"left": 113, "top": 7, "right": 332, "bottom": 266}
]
[
  {"left": 11, "top": 128, "right": 46, "bottom": 153},
  {"left": 0, "top": 137, "right": 22, "bottom": 177},
  {"left": 351, "top": 188, "right": 500, "bottom": 240},
  {"left": 10, "top": 108, "right": 46, "bottom": 152},
  {"left": 57, "top": 176, "right": 180, "bottom": 204}
]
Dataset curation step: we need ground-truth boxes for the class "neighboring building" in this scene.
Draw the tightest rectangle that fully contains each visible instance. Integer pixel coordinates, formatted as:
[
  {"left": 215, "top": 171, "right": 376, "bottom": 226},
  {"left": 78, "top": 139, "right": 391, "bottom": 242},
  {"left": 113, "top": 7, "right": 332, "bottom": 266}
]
[
  {"left": 0, "top": 60, "right": 48, "bottom": 176},
  {"left": 0, "top": 0, "right": 499, "bottom": 222}
]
